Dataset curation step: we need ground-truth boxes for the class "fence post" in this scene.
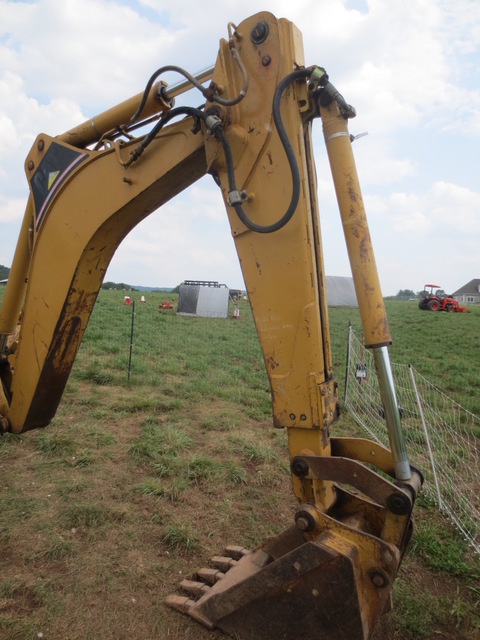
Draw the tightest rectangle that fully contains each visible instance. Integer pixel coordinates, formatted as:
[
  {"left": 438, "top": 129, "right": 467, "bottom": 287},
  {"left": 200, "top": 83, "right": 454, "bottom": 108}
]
[
  {"left": 344, "top": 323, "right": 352, "bottom": 403},
  {"left": 128, "top": 300, "right": 135, "bottom": 382},
  {"left": 408, "top": 364, "right": 443, "bottom": 509}
]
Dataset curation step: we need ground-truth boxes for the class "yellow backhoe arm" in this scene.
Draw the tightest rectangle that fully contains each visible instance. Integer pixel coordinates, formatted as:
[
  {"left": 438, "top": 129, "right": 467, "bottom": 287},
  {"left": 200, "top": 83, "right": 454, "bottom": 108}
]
[
  {"left": 0, "top": 117, "right": 206, "bottom": 432},
  {"left": 0, "top": 11, "right": 421, "bottom": 640}
]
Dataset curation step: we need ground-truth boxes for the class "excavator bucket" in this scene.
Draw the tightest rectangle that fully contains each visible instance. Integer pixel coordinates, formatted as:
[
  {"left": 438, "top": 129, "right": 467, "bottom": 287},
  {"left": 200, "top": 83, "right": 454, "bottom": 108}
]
[
  {"left": 167, "top": 521, "right": 404, "bottom": 640},
  {"left": 168, "top": 441, "right": 422, "bottom": 639}
]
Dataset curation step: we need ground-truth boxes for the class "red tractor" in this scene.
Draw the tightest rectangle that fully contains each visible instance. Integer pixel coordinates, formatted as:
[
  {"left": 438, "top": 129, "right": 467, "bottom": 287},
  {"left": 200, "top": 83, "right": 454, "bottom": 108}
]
[{"left": 418, "top": 284, "right": 469, "bottom": 312}]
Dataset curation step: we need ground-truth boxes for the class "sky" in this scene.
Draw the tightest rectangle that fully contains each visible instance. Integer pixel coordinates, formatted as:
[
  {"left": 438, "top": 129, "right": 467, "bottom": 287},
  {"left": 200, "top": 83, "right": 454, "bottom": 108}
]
[{"left": 0, "top": 0, "right": 479, "bottom": 295}]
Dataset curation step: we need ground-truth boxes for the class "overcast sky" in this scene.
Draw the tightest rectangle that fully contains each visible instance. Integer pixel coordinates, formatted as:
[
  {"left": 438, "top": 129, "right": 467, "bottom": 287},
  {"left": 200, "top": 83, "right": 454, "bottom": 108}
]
[{"left": 1, "top": 0, "right": 479, "bottom": 295}]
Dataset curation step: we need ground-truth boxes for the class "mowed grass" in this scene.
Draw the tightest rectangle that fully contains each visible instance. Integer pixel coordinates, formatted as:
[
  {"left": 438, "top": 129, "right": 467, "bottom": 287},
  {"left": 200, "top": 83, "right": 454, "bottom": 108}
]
[{"left": 0, "top": 288, "right": 479, "bottom": 640}]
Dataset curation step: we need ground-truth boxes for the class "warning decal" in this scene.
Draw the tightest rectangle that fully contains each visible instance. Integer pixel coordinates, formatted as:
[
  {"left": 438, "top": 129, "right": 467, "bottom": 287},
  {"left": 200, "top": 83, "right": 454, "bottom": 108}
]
[
  {"left": 48, "top": 170, "right": 60, "bottom": 190},
  {"left": 31, "top": 143, "right": 87, "bottom": 231}
]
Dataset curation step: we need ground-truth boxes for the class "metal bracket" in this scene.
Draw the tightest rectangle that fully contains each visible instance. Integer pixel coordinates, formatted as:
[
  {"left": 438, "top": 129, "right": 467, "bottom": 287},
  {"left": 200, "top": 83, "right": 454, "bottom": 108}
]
[
  {"left": 291, "top": 454, "right": 413, "bottom": 515},
  {"left": 227, "top": 189, "right": 248, "bottom": 206}
]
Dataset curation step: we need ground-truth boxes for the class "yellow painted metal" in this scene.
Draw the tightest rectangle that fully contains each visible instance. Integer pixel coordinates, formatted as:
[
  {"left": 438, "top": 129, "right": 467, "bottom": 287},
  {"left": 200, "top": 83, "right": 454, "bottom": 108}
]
[
  {"left": 4, "top": 120, "right": 206, "bottom": 433},
  {"left": 0, "top": 11, "right": 420, "bottom": 638},
  {"left": 206, "top": 12, "right": 337, "bottom": 510},
  {"left": 331, "top": 437, "right": 395, "bottom": 476},
  {"left": 57, "top": 81, "right": 172, "bottom": 149},
  {"left": 58, "top": 68, "right": 214, "bottom": 150},
  {"left": 320, "top": 102, "right": 392, "bottom": 348},
  {"left": 0, "top": 196, "right": 33, "bottom": 342}
]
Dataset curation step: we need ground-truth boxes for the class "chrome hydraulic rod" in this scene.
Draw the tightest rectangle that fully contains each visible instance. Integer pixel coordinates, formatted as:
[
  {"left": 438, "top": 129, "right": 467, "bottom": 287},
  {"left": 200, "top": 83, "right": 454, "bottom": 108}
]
[
  {"left": 163, "top": 65, "right": 215, "bottom": 101},
  {"left": 372, "top": 347, "right": 411, "bottom": 480},
  {"left": 58, "top": 67, "right": 215, "bottom": 148},
  {"left": 319, "top": 90, "right": 411, "bottom": 481}
]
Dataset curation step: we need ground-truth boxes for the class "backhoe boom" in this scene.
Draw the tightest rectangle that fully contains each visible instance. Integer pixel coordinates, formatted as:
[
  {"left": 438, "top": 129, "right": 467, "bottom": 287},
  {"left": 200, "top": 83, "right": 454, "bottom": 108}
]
[{"left": 0, "top": 12, "right": 421, "bottom": 639}]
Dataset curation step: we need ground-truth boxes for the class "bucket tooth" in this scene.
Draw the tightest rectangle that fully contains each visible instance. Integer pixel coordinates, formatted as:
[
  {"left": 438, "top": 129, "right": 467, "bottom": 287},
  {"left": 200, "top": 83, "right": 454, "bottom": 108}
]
[
  {"left": 224, "top": 545, "right": 250, "bottom": 560},
  {"left": 196, "top": 567, "right": 225, "bottom": 584},
  {"left": 179, "top": 579, "right": 211, "bottom": 597},
  {"left": 165, "top": 594, "right": 195, "bottom": 614},
  {"left": 210, "top": 555, "right": 238, "bottom": 571},
  {"left": 167, "top": 526, "right": 401, "bottom": 640}
]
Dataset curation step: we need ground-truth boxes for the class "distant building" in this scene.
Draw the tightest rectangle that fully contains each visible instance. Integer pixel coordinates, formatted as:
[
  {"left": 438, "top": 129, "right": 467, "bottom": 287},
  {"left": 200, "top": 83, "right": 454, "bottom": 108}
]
[
  {"left": 177, "top": 281, "right": 230, "bottom": 318},
  {"left": 229, "top": 289, "right": 243, "bottom": 301},
  {"left": 0, "top": 279, "right": 8, "bottom": 286},
  {"left": 325, "top": 276, "right": 358, "bottom": 307},
  {"left": 452, "top": 279, "right": 480, "bottom": 305}
]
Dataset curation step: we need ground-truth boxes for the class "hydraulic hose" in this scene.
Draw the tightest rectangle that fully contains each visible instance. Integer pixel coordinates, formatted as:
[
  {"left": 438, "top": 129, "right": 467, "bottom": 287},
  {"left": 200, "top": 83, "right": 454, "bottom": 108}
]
[
  {"left": 218, "top": 67, "right": 313, "bottom": 234},
  {"left": 129, "top": 48, "right": 248, "bottom": 128},
  {"left": 127, "top": 67, "right": 315, "bottom": 235},
  {"left": 129, "top": 66, "right": 206, "bottom": 127},
  {"left": 126, "top": 105, "right": 207, "bottom": 165}
]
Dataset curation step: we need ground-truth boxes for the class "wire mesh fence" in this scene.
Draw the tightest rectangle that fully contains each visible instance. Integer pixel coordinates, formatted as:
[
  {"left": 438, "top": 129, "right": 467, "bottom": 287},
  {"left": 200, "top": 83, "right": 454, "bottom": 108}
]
[{"left": 344, "top": 325, "right": 480, "bottom": 554}]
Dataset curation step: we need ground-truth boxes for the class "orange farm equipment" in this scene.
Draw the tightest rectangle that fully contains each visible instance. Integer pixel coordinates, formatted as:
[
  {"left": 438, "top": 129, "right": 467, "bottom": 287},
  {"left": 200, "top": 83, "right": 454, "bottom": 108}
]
[{"left": 418, "top": 284, "right": 468, "bottom": 312}]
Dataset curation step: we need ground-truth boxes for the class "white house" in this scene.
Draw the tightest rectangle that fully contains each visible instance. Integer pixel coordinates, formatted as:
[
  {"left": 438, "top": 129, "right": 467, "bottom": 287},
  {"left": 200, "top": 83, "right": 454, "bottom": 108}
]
[{"left": 452, "top": 279, "right": 480, "bottom": 305}]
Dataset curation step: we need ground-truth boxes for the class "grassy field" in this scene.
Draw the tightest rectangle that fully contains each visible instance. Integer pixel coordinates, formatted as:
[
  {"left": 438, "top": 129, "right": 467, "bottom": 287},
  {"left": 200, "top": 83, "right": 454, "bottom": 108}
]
[{"left": 0, "top": 288, "right": 479, "bottom": 640}]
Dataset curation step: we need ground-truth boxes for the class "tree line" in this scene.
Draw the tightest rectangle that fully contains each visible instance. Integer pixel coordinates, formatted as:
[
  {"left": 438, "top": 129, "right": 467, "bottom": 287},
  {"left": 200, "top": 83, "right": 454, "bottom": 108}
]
[{"left": 0, "top": 265, "right": 10, "bottom": 280}]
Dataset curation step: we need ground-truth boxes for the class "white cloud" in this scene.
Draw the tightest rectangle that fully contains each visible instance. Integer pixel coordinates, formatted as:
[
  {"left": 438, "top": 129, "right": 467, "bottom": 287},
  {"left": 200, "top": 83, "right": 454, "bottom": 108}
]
[
  {"left": 430, "top": 182, "right": 480, "bottom": 233},
  {"left": 105, "top": 178, "right": 243, "bottom": 287},
  {"left": 0, "top": 0, "right": 180, "bottom": 110},
  {"left": 387, "top": 182, "right": 480, "bottom": 235},
  {"left": 0, "top": 0, "right": 479, "bottom": 297},
  {"left": 0, "top": 196, "right": 26, "bottom": 223}
]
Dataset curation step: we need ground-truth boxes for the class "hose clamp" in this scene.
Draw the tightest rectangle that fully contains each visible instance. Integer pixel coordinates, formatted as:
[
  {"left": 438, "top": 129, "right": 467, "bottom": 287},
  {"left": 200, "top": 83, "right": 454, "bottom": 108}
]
[
  {"left": 227, "top": 190, "right": 248, "bottom": 206},
  {"left": 324, "top": 131, "right": 351, "bottom": 143}
]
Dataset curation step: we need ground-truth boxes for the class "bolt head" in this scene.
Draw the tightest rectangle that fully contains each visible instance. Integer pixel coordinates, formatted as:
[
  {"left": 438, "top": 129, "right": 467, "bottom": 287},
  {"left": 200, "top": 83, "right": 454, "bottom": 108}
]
[
  {"left": 290, "top": 457, "right": 309, "bottom": 478},
  {"left": 250, "top": 21, "right": 269, "bottom": 44},
  {"left": 296, "top": 517, "right": 310, "bottom": 531},
  {"left": 387, "top": 491, "right": 411, "bottom": 515},
  {"left": 369, "top": 568, "right": 389, "bottom": 588},
  {"left": 294, "top": 508, "right": 316, "bottom": 532}
]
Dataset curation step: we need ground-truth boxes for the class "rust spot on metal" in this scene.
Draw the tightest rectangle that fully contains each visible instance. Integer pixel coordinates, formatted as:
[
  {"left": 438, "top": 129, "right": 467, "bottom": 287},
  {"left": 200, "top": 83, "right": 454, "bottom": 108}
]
[
  {"left": 24, "top": 314, "right": 83, "bottom": 430},
  {"left": 266, "top": 356, "right": 280, "bottom": 370},
  {"left": 304, "top": 318, "right": 311, "bottom": 338},
  {"left": 359, "top": 237, "right": 371, "bottom": 264},
  {"left": 203, "top": 84, "right": 216, "bottom": 102}
]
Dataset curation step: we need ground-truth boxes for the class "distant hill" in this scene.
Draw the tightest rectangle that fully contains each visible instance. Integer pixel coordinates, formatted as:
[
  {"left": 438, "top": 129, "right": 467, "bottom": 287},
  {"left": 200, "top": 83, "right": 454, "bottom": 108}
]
[
  {"left": 101, "top": 281, "right": 138, "bottom": 291},
  {"left": 1, "top": 271, "right": 173, "bottom": 291},
  {"left": 101, "top": 281, "right": 173, "bottom": 292},
  {"left": 134, "top": 285, "right": 173, "bottom": 292},
  {"left": 0, "top": 265, "right": 10, "bottom": 280}
]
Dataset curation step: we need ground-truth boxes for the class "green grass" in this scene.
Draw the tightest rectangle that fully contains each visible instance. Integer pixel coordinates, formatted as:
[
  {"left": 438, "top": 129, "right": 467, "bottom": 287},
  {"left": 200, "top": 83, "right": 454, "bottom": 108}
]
[
  {"left": 35, "top": 432, "right": 76, "bottom": 455},
  {"left": 410, "top": 518, "right": 479, "bottom": 579},
  {"left": 128, "top": 422, "right": 192, "bottom": 463},
  {"left": 329, "top": 300, "right": 480, "bottom": 414},
  {"left": 61, "top": 503, "right": 125, "bottom": 528},
  {"left": 163, "top": 523, "right": 199, "bottom": 552},
  {"left": 31, "top": 538, "right": 77, "bottom": 561},
  {"left": 0, "top": 287, "right": 479, "bottom": 639}
]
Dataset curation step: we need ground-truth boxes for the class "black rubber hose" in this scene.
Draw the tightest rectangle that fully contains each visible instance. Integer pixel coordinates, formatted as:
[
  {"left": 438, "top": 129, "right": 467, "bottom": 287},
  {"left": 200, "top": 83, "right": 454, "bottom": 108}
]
[
  {"left": 219, "top": 67, "right": 312, "bottom": 234},
  {"left": 129, "top": 66, "right": 208, "bottom": 127},
  {"left": 128, "top": 67, "right": 313, "bottom": 235},
  {"left": 128, "top": 106, "right": 206, "bottom": 164}
]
